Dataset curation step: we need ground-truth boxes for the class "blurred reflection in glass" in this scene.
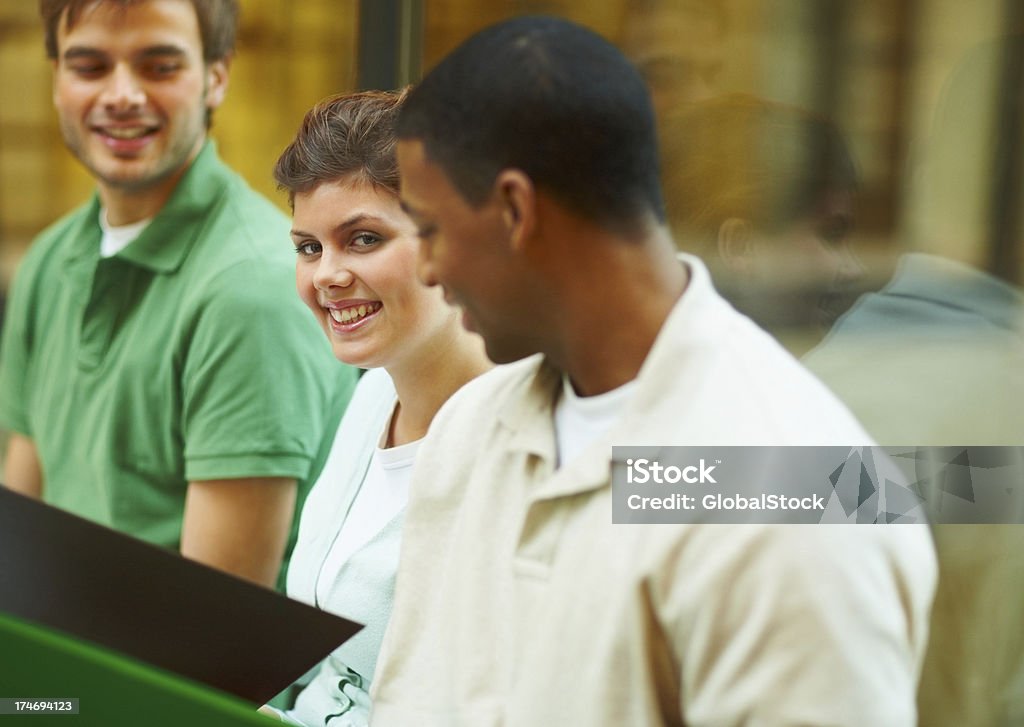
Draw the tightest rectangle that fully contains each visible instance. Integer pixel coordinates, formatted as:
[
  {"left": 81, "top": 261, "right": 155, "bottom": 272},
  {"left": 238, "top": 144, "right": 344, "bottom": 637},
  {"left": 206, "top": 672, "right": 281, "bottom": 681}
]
[
  {"left": 804, "top": 33, "right": 1024, "bottom": 727},
  {"left": 660, "top": 93, "right": 868, "bottom": 343},
  {"left": 622, "top": 0, "right": 727, "bottom": 113}
]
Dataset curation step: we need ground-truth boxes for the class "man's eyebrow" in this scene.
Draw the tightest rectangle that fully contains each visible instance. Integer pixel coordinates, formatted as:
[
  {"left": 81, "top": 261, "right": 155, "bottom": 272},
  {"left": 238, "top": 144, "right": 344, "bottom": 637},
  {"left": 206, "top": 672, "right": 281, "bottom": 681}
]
[
  {"left": 61, "top": 45, "right": 188, "bottom": 62},
  {"left": 62, "top": 46, "right": 106, "bottom": 61},
  {"left": 137, "top": 45, "right": 188, "bottom": 58}
]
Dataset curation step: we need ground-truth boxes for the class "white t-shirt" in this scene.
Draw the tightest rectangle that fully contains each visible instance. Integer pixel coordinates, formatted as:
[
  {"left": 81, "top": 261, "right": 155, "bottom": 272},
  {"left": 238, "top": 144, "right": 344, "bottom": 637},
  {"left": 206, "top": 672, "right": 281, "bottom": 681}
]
[
  {"left": 314, "top": 433, "right": 419, "bottom": 606},
  {"left": 99, "top": 208, "right": 151, "bottom": 257},
  {"left": 553, "top": 375, "right": 638, "bottom": 468}
]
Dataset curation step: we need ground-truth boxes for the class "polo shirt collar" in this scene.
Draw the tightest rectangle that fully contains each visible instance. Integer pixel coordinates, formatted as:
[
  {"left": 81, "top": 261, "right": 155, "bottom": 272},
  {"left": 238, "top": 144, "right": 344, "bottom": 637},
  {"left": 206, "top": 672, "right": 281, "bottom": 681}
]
[{"left": 113, "top": 140, "right": 230, "bottom": 274}]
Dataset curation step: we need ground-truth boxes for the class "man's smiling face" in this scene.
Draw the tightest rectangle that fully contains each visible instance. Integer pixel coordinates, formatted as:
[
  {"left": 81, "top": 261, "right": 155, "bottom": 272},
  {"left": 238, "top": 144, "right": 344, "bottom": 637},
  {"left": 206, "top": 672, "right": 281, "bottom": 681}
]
[
  {"left": 397, "top": 138, "right": 548, "bottom": 365},
  {"left": 52, "top": 0, "right": 227, "bottom": 197}
]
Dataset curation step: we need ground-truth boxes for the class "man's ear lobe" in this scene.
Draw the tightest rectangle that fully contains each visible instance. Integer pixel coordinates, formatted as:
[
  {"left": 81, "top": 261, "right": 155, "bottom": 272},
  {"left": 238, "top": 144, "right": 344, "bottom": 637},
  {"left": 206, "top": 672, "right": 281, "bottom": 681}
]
[
  {"left": 204, "top": 57, "right": 231, "bottom": 111},
  {"left": 495, "top": 169, "right": 535, "bottom": 253}
]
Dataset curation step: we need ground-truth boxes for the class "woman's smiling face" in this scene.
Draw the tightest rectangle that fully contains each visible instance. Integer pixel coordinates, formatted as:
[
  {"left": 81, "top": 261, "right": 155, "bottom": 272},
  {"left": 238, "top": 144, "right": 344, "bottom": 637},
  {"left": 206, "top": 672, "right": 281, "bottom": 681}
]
[{"left": 291, "top": 176, "right": 456, "bottom": 371}]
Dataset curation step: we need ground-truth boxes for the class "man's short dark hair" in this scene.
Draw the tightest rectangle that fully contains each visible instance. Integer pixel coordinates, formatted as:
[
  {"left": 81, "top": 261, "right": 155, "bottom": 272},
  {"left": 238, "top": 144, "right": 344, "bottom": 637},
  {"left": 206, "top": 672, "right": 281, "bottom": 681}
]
[
  {"left": 397, "top": 16, "right": 666, "bottom": 233},
  {"left": 40, "top": 0, "right": 239, "bottom": 63}
]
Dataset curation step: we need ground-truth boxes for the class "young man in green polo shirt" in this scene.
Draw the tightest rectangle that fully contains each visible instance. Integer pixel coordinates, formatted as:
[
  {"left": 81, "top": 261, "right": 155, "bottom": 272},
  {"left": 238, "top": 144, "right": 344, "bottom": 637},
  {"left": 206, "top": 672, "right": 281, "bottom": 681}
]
[{"left": 0, "top": 0, "right": 354, "bottom": 588}]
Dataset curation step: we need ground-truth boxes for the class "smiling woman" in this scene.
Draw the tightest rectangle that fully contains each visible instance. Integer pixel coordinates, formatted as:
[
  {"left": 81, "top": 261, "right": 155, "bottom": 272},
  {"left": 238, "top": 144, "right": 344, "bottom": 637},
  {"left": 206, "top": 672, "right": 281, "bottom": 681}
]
[
  {"left": 289, "top": 178, "right": 449, "bottom": 375},
  {"left": 268, "top": 91, "right": 492, "bottom": 726}
]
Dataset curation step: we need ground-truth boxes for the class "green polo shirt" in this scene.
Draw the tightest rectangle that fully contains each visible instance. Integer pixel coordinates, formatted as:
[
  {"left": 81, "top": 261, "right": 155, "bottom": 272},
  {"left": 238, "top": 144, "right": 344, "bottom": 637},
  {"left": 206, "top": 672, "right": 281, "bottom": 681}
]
[{"left": 0, "top": 142, "right": 355, "bottom": 572}]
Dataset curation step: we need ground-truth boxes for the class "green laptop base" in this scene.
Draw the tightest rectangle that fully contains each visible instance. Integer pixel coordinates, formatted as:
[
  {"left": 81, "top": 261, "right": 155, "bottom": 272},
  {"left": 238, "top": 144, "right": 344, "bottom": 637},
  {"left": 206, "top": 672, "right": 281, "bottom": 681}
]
[{"left": 0, "top": 611, "right": 276, "bottom": 726}]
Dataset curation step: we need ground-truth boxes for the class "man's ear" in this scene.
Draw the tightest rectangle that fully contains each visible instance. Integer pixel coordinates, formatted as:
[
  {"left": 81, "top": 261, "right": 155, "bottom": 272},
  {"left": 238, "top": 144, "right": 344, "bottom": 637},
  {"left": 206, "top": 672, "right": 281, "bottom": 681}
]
[
  {"left": 494, "top": 169, "right": 536, "bottom": 254},
  {"left": 716, "top": 217, "right": 756, "bottom": 274},
  {"left": 204, "top": 57, "right": 231, "bottom": 112}
]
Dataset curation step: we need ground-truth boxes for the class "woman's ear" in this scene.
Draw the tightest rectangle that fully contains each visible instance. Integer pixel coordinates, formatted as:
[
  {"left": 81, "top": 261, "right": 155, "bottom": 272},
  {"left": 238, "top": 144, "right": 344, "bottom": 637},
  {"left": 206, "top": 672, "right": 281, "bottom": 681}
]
[
  {"left": 494, "top": 169, "right": 536, "bottom": 254},
  {"left": 717, "top": 217, "right": 757, "bottom": 275}
]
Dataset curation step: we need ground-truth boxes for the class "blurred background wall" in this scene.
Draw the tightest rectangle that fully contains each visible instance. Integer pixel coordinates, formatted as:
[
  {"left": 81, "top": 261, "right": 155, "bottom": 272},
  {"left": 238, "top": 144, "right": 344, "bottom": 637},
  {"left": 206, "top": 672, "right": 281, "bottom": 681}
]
[{"left": 0, "top": 0, "right": 1020, "bottom": 350}]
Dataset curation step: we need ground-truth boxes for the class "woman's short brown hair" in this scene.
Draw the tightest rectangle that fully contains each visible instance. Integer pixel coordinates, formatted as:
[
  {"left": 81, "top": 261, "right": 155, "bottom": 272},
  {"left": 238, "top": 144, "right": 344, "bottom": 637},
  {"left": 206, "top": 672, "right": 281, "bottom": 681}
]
[{"left": 274, "top": 89, "right": 409, "bottom": 208}]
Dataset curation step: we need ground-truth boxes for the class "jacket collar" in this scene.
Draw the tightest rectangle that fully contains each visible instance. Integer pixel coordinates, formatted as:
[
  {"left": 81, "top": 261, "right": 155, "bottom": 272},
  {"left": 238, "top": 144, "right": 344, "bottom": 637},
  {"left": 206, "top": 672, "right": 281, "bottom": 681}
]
[{"left": 495, "top": 254, "right": 720, "bottom": 500}]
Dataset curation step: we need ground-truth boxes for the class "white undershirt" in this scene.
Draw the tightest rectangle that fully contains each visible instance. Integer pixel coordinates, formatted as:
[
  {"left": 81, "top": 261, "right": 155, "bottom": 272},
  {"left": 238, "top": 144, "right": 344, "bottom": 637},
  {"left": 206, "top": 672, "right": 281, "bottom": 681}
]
[
  {"left": 554, "top": 375, "right": 639, "bottom": 468},
  {"left": 99, "top": 208, "right": 152, "bottom": 258},
  {"left": 314, "top": 428, "right": 420, "bottom": 607}
]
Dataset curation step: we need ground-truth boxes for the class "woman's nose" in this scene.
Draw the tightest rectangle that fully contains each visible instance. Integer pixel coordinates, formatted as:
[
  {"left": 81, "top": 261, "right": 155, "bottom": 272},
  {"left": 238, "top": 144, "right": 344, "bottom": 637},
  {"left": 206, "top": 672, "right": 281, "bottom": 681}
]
[{"left": 313, "top": 249, "right": 356, "bottom": 291}]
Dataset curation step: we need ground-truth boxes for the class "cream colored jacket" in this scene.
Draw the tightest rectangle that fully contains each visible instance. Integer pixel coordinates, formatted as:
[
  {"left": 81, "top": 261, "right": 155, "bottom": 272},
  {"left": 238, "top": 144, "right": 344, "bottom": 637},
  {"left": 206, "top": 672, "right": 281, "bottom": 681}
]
[{"left": 372, "top": 256, "right": 937, "bottom": 726}]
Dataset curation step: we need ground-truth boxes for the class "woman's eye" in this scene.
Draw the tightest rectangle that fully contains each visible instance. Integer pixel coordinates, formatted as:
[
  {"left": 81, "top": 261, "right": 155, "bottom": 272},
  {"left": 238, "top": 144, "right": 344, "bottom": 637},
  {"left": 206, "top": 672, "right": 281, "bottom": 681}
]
[
  {"left": 294, "top": 241, "right": 322, "bottom": 256},
  {"left": 351, "top": 233, "right": 381, "bottom": 249}
]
